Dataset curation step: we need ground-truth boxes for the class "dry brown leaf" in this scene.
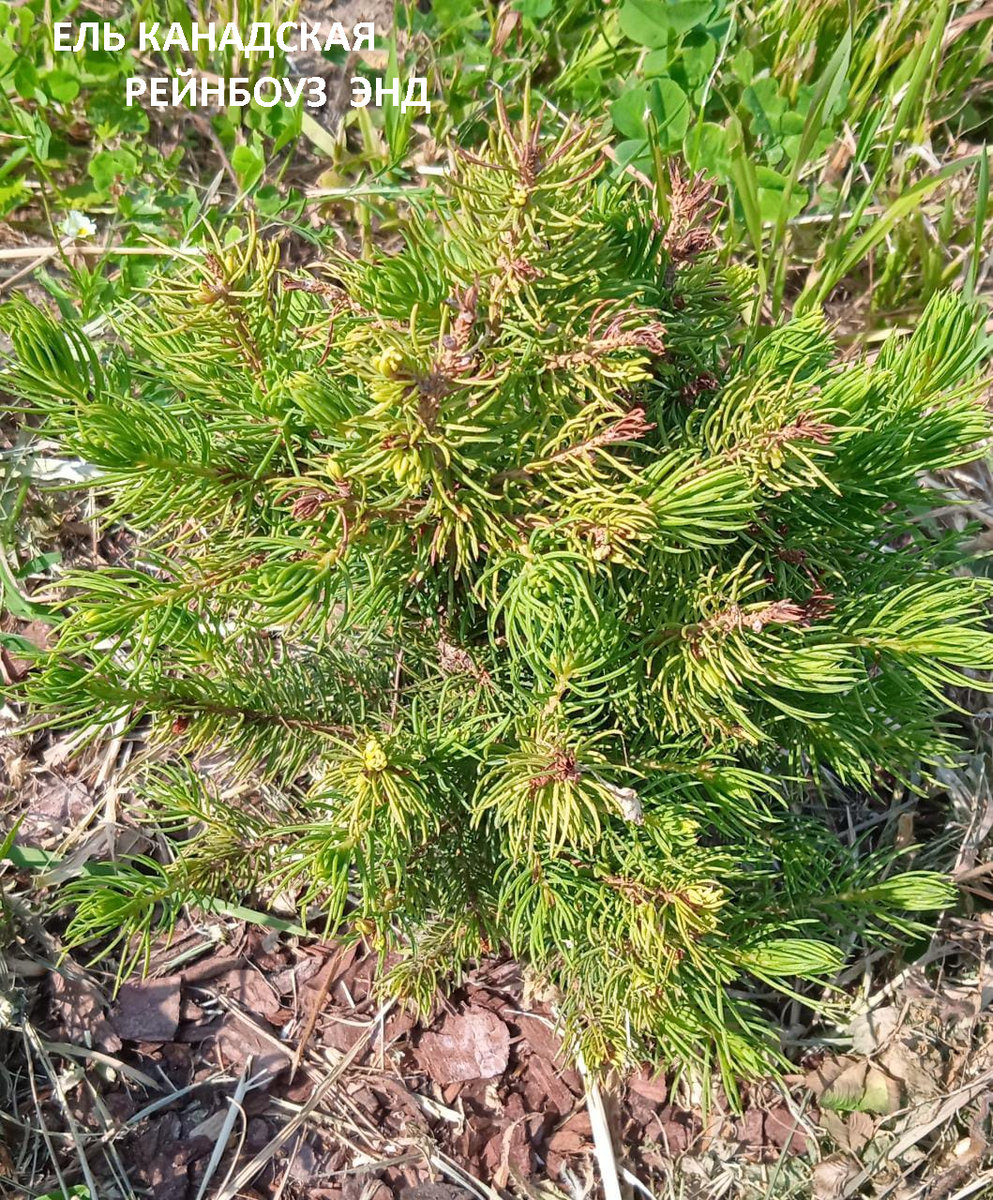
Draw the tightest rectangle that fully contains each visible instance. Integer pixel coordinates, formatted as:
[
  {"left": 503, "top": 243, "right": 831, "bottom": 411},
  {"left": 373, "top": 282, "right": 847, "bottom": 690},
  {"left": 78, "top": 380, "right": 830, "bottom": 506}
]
[
  {"left": 50, "top": 970, "right": 122, "bottom": 1052},
  {"left": 851, "top": 1004, "right": 948, "bottom": 1098},
  {"left": 493, "top": 4, "right": 521, "bottom": 55},
  {"left": 806, "top": 1055, "right": 902, "bottom": 1114},
  {"left": 849, "top": 1007, "right": 901, "bottom": 1056},
  {"left": 812, "top": 1153, "right": 861, "bottom": 1200},
  {"left": 819, "top": 1108, "right": 876, "bottom": 1154}
]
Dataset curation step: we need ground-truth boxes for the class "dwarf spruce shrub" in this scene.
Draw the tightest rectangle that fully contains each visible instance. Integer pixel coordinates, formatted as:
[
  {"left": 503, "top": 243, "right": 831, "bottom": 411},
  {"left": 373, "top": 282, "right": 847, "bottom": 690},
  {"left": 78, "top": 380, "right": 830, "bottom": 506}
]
[{"left": 3, "top": 103, "right": 991, "bottom": 1093}]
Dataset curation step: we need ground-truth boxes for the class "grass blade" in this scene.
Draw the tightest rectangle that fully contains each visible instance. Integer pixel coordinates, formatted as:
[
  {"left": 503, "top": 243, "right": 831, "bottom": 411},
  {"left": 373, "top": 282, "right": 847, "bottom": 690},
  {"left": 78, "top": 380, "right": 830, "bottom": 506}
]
[{"left": 963, "top": 146, "right": 989, "bottom": 302}]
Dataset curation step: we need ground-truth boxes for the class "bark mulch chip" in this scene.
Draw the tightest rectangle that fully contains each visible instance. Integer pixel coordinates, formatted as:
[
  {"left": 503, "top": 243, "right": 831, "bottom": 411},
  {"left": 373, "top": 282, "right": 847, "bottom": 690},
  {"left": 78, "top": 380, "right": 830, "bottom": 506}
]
[
  {"left": 26, "top": 932, "right": 817, "bottom": 1198},
  {"left": 111, "top": 975, "right": 183, "bottom": 1043}
]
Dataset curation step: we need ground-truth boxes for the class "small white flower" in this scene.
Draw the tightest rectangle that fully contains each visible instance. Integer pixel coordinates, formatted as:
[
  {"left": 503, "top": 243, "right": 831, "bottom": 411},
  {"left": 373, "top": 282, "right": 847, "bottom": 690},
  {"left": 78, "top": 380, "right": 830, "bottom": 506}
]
[{"left": 61, "top": 210, "right": 97, "bottom": 241}]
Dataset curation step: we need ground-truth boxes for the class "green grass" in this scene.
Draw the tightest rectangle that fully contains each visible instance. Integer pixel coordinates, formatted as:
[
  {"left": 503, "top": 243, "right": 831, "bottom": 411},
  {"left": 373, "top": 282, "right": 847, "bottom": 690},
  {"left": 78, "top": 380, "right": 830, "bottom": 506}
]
[
  {"left": 407, "top": 0, "right": 993, "bottom": 325},
  {"left": 1, "top": 0, "right": 990, "bottom": 331},
  {"left": 3, "top": 0, "right": 991, "bottom": 325}
]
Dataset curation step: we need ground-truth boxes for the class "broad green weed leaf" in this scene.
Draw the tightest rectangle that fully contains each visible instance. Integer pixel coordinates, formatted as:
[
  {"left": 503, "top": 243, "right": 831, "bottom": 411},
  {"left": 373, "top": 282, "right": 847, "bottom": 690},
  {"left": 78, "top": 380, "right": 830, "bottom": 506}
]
[
  {"left": 679, "top": 31, "right": 718, "bottom": 86},
  {"left": 231, "top": 144, "right": 265, "bottom": 192},
  {"left": 430, "top": 0, "right": 481, "bottom": 29},
  {"left": 43, "top": 69, "right": 79, "bottom": 103},
  {"left": 612, "top": 86, "right": 651, "bottom": 139},
  {"left": 613, "top": 137, "right": 651, "bottom": 170},
  {"left": 88, "top": 147, "right": 138, "bottom": 190},
  {"left": 614, "top": 79, "right": 690, "bottom": 147},
  {"left": 649, "top": 78, "right": 690, "bottom": 146},
  {"left": 730, "top": 45, "right": 753, "bottom": 83},
  {"left": 517, "top": 0, "right": 554, "bottom": 17},
  {"left": 620, "top": 0, "right": 714, "bottom": 48},
  {"left": 642, "top": 48, "right": 672, "bottom": 76},
  {"left": 0, "top": 180, "right": 28, "bottom": 217},
  {"left": 30, "top": 114, "right": 51, "bottom": 160},
  {"left": 687, "top": 121, "right": 730, "bottom": 175},
  {"left": 755, "top": 167, "right": 805, "bottom": 224},
  {"left": 12, "top": 56, "right": 40, "bottom": 99}
]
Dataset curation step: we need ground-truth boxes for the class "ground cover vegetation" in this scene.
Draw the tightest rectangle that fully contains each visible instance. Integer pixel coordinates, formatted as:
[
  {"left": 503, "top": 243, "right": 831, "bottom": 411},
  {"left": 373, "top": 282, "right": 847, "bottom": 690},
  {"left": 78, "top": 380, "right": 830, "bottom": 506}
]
[
  {"left": 415, "top": 0, "right": 993, "bottom": 320},
  {"left": 2, "top": 1, "right": 991, "bottom": 321}
]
